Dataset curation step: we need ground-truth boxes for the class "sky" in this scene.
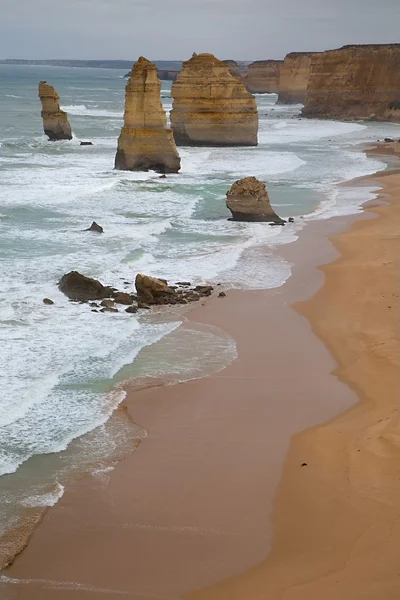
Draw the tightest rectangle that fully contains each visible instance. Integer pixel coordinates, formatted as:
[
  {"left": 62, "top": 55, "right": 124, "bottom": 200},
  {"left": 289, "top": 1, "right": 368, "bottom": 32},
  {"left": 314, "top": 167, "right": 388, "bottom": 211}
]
[{"left": 0, "top": 0, "right": 398, "bottom": 61}]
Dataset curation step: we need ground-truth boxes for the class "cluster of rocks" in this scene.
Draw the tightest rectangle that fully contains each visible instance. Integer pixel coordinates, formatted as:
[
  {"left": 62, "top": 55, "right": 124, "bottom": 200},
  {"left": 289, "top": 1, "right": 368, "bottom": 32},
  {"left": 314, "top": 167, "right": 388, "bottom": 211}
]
[{"left": 57, "top": 271, "right": 215, "bottom": 313}]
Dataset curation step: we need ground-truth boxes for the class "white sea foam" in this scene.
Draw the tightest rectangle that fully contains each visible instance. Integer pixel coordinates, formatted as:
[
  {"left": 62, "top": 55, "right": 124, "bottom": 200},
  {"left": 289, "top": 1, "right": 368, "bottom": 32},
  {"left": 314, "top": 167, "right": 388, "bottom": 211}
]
[
  {"left": 0, "top": 68, "right": 397, "bottom": 535},
  {"left": 61, "top": 104, "right": 123, "bottom": 118}
]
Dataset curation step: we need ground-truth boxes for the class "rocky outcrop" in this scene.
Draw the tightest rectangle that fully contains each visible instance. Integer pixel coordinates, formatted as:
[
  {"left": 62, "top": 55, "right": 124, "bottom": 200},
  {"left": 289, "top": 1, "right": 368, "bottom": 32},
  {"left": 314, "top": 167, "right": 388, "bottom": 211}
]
[
  {"left": 226, "top": 177, "right": 284, "bottom": 222},
  {"left": 170, "top": 53, "right": 258, "bottom": 146},
  {"left": 277, "top": 53, "right": 315, "bottom": 104},
  {"left": 115, "top": 57, "right": 181, "bottom": 173},
  {"left": 302, "top": 44, "right": 400, "bottom": 122},
  {"left": 243, "top": 60, "right": 283, "bottom": 94},
  {"left": 135, "top": 274, "right": 213, "bottom": 306},
  {"left": 58, "top": 270, "right": 214, "bottom": 310},
  {"left": 58, "top": 271, "right": 114, "bottom": 301},
  {"left": 222, "top": 60, "right": 242, "bottom": 79},
  {"left": 38, "top": 81, "right": 72, "bottom": 140},
  {"left": 85, "top": 221, "right": 103, "bottom": 233}
]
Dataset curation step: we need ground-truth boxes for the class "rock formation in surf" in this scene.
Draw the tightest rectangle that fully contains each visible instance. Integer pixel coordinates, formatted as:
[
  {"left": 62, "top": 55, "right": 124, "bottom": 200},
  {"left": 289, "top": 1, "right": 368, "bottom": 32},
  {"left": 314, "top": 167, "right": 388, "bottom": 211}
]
[
  {"left": 135, "top": 274, "right": 213, "bottom": 306},
  {"left": 170, "top": 53, "right": 258, "bottom": 146},
  {"left": 58, "top": 271, "right": 114, "bottom": 301},
  {"left": 222, "top": 60, "right": 242, "bottom": 80},
  {"left": 302, "top": 44, "right": 400, "bottom": 122},
  {"left": 277, "top": 52, "right": 315, "bottom": 104},
  {"left": 38, "top": 81, "right": 72, "bottom": 140},
  {"left": 243, "top": 60, "right": 283, "bottom": 94},
  {"left": 115, "top": 57, "right": 181, "bottom": 173},
  {"left": 226, "top": 177, "right": 284, "bottom": 223}
]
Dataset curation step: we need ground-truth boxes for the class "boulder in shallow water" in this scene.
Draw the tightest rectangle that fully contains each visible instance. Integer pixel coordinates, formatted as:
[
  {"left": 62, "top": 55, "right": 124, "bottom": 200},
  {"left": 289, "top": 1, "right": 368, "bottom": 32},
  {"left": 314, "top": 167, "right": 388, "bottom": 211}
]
[
  {"left": 43, "top": 298, "right": 54, "bottom": 305},
  {"left": 85, "top": 221, "right": 103, "bottom": 233},
  {"left": 226, "top": 176, "right": 285, "bottom": 223},
  {"left": 80, "top": 141, "right": 93, "bottom": 146},
  {"left": 58, "top": 271, "right": 113, "bottom": 302},
  {"left": 135, "top": 273, "right": 175, "bottom": 304},
  {"left": 112, "top": 291, "right": 135, "bottom": 305}
]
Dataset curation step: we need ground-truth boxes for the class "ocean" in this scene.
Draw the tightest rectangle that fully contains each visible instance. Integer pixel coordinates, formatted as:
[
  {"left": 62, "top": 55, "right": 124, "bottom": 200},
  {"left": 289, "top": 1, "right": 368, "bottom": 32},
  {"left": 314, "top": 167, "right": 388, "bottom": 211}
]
[{"left": 0, "top": 63, "right": 399, "bottom": 561}]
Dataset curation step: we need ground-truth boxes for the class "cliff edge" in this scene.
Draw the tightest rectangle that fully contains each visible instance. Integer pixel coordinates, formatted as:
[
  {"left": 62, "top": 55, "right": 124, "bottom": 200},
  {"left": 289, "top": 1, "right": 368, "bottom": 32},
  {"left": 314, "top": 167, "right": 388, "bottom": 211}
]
[
  {"left": 277, "top": 52, "right": 315, "bottom": 104},
  {"left": 302, "top": 44, "right": 400, "bottom": 122},
  {"left": 243, "top": 60, "right": 283, "bottom": 94}
]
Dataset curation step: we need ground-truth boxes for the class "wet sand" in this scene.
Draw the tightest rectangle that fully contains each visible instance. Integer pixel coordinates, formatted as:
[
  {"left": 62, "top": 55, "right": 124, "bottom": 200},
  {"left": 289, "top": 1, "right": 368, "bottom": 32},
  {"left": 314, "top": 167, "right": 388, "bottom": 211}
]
[{"left": 1, "top": 145, "right": 398, "bottom": 599}]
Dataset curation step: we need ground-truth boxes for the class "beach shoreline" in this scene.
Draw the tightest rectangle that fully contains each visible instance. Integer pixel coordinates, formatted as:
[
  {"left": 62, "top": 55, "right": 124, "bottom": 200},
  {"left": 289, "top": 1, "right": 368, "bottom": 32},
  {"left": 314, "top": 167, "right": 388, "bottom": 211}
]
[{"left": 1, "top": 143, "right": 399, "bottom": 599}]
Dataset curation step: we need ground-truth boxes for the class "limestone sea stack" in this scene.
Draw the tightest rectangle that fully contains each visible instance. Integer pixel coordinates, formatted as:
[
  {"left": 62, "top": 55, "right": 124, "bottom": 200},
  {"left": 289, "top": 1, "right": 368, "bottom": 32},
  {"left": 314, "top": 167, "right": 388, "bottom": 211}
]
[
  {"left": 115, "top": 57, "right": 181, "bottom": 173},
  {"left": 243, "top": 60, "right": 283, "bottom": 94},
  {"left": 38, "top": 81, "right": 72, "bottom": 141},
  {"left": 226, "top": 177, "right": 284, "bottom": 222},
  {"left": 302, "top": 44, "right": 400, "bottom": 122},
  {"left": 170, "top": 53, "right": 258, "bottom": 146},
  {"left": 277, "top": 52, "right": 315, "bottom": 104},
  {"left": 222, "top": 60, "right": 242, "bottom": 80}
]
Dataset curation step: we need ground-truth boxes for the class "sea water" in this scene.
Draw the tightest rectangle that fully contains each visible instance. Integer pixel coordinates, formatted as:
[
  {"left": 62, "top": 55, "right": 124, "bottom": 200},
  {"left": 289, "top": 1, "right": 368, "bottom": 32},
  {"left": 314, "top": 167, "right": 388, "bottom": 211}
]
[{"left": 0, "top": 64, "right": 399, "bottom": 549}]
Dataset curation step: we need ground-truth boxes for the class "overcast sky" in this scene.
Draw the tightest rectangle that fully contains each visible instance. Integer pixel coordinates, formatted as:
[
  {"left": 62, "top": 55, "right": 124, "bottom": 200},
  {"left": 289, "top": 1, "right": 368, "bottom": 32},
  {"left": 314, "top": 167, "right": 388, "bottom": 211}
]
[{"left": 0, "top": 0, "right": 398, "bottom": 61}]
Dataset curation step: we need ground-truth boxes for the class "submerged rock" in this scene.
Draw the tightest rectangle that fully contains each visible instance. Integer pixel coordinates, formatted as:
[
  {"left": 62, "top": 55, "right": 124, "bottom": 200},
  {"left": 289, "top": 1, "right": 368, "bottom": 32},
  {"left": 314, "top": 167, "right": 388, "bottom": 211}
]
[
  {"left": 58, "top": 271, "right": 113, "bottom": 302},
  {"left": 38, "top": 81, "right": 72, "bottom": 141},
  {"left": 85, "top": 221, "right": 103, "bottom": 233},
  {"left": 226, "top": 177, "right": 285, "bottom": 223},
  {"left": 170, "top": 53, "right": 258, "bottom": 146},
  {"left": 80, "top": 141, "right": 93, "bottom": 146},
  {"left": 115, "top": 57, "right": 181, "bottom": 173}
]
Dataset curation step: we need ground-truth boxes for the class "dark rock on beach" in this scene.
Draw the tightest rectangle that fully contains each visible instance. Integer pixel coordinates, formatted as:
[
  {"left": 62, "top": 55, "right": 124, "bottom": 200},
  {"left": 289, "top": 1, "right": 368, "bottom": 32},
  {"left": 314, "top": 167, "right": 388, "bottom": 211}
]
[{"left": 43, "top": 298, "right": 54, "bottom": 305}]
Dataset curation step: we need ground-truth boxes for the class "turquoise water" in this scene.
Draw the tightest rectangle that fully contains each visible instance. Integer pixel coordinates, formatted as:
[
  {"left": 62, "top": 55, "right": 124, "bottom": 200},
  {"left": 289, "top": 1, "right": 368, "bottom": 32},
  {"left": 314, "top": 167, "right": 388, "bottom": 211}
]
[{"left": 0, "top": 63, "right": 399, "bottom": 554}]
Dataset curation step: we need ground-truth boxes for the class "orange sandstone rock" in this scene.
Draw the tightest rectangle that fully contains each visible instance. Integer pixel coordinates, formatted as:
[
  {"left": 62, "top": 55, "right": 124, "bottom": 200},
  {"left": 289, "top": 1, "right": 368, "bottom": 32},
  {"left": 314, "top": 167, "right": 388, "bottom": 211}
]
[
  {"left": 38, "top": 81, "right": 72, "bottom": 141},
  {"left": 243, "top": 60, "right": 283, "bottom": 94},
  {"left": 171, "top": 53, "right": 258, "bottom": 146},
  {"left": 115, "top": 57, "right": 181, "bottom": 173},
  {"left": 222, "top": 60, "right": 242, "bottom": 80},
  {"left": 277, "top": 52, "right": 315, "bottom": 104},
  {"left": 226, "top": 177, "right": 284, "bottom": 223},
  {"left": 302, "top": 44, "right": 400, "bottom": 122}
]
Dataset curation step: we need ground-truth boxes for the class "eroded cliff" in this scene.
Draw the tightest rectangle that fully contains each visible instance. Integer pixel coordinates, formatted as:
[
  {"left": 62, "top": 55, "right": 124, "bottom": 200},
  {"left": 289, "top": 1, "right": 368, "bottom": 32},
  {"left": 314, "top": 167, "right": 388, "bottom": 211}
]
[
  {"left": 243, "top": 60, "right": 283, "bottom": 94},
  {"left": 170, "top": 53, "right": 258, "bottom": 146},
  {"left": 38, "top": 81, "right": 72, "bottom": 141},
  {"left": 302, "top": 44, "right": 400, "bottom": 121},
  {"left": 115, "top": 57, "right": 181, "bottom": 173},
  {"left": 277, "top": 52, "right": 314, "bottom": 104}
]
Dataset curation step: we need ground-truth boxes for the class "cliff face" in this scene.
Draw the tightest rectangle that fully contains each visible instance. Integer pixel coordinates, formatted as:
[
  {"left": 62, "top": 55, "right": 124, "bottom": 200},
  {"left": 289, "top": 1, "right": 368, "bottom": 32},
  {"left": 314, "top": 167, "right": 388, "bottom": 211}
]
[
  {"left": 277, "top": 53, "right": 314, "bottom": 104},
  {"left": 222, "top": 60, "right": 242, "bottom": 80},
  {"left": 170, "top": 53, "right": 258, "bottom": 146},
  {"left": 38, "top": 81, "right": 72, "bottom": 141},
  {"left": 302, "top": 44, "right": 400, "bottom": 122},
  {"left": 243, "top": 60, "right": 283, "bottom": 94},
  {"left": 115, "top": 57, "right": 181, "bottom": 173}
]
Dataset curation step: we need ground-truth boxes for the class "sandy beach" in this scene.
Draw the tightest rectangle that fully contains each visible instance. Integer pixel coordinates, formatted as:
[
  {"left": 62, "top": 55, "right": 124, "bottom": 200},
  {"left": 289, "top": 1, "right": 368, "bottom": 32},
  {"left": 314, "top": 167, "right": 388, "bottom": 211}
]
[{"left": 1, "top": 144, "right": 399, "bottom": 599}]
